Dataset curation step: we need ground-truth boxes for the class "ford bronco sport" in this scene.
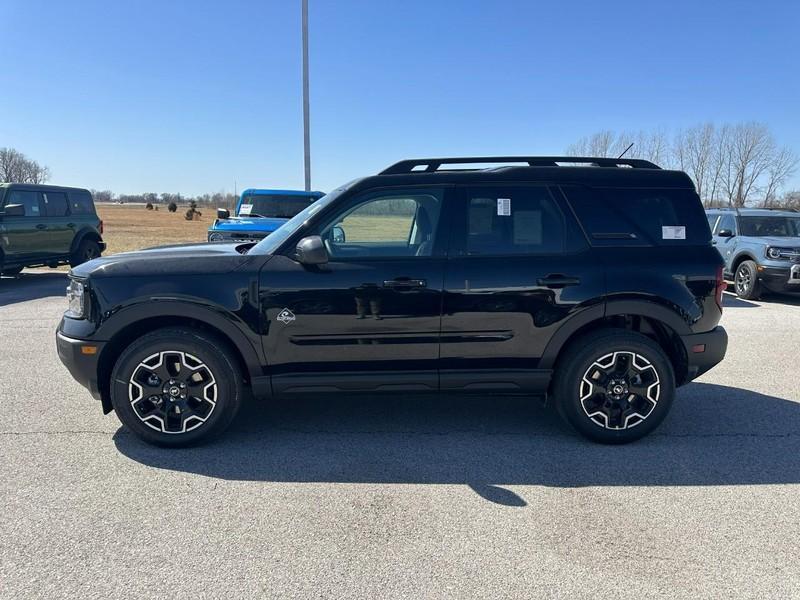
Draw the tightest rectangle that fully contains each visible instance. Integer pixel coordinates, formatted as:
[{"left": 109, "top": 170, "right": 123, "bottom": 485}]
[
  {"left": 0, "top": 183, "right": 105, "bottom": 275},
  {"left": 57, "top": 156, "right": 728, "bottom": 446},
  {"left": 706, "top": 207, "right": 800, "bottom": 299}
]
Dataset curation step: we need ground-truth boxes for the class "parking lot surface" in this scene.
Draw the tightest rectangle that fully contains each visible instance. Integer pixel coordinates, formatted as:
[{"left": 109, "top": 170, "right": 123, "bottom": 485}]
[{"left": 2, "top": 271, "right": 799, "bottom": 599}]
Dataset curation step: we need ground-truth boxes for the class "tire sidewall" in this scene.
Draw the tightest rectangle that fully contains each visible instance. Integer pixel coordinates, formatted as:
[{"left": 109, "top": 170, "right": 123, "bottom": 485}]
[
  {"left": 110, "top": 329, "right": 241, "bottom": 447},
  {"left": 555, "top": 331, "right": 675, "bottom": 444},
  {"left": 735, "top": 260, "right": 760, "bottom": 299},
  {"left": 71, "top": 239, "right": 101, "bottom": 267}
]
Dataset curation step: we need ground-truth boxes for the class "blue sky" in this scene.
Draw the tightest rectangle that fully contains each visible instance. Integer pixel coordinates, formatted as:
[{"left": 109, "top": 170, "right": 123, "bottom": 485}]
[{"left": 1, "top": 0, "right": 798, "bottom": 195}]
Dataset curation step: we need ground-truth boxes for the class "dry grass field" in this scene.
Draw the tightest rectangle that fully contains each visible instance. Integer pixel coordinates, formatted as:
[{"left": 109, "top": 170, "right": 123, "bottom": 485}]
[{"left": 96, "top": 203, "right": 209, "bottom": 254}]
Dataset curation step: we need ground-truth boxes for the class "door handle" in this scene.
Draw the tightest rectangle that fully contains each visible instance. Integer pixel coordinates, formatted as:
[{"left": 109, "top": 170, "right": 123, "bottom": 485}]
[
  {"left": 537, "top": 274, "right": 581, "bottom": 288},
  {"left": 36, "top": 224, "right": 47, "bottom": 230},
  {"left": 67, "top": 223, "right": 75, "bottom": 228},
  {"left": 383, "top": 278, "right": 427, "bottom": 289}
]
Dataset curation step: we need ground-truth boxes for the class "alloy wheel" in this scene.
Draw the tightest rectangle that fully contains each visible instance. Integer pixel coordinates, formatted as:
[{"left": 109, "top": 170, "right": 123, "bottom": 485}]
[
  {"left": 735, "top": 265, "right": 751, "bottom": 296},
  {"left": 128, "top": 350, "right": 218, "bottom": 434},
  {"left": 579, "top": 351, "right": 661, "bottom": 430}
]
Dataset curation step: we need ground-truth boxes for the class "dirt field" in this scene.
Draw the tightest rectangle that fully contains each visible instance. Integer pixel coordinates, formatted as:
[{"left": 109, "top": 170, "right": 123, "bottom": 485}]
[{"left": 96, "top": 204, "right": 210, "bottom": 254}]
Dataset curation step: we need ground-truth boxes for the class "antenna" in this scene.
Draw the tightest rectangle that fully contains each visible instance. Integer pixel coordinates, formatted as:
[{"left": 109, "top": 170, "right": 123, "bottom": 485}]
[{"left": 617, "top": 143, "right": 634, "bottom": 159}]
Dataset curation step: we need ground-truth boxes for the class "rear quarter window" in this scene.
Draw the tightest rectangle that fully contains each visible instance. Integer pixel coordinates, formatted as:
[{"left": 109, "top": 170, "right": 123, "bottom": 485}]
[
  {"left": 562, "top": 185, "right": 711, "bottom": 246},
  {"left": 69, "top": 191, "right": 96, "bottom": 215}
]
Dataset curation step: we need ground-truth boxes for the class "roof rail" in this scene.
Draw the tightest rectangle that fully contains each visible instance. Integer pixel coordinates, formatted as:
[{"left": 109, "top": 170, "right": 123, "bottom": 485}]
[{"left": 379, "top": 156, "right": 661, "bottom": 175}]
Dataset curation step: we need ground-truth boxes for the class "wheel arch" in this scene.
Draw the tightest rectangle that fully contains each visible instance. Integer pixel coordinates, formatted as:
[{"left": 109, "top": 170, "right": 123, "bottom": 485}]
[
  {"left": 96, "top": 302, "right": 267, "bottom": 413},
  {"left": 541, "top": 300, "right": 691, "bottom": 387},
  {"left": 730, "top": 251, "right": 759, "bottom": 275},
  {"left": 70, "top": 228, "right": 104, "bottom": 254}
]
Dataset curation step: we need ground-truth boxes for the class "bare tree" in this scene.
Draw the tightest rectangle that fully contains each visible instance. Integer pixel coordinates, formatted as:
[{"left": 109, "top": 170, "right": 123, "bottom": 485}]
[
  {"left": 673, "top": 123, "right": 717, "bottom": 205},
  {"left": 0, "top": 148, "right": 51, "bottom": 184},
  {"left": 761, "top": 146, "right": 798, "bottom": 207},
  {"left": 566, "top": 131, "right": 617, "bottom": 157}
]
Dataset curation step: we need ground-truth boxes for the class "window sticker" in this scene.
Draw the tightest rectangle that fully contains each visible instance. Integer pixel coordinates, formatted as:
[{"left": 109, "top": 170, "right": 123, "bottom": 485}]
[
  {"left": 662, "top": 225, "right": 686, "bottom": 240},
  {"left": 239, "top": 203, "right": 253, "bottom": 216},
  {"left": 497, "top": 198, "right": 511, "bottom": 216}
]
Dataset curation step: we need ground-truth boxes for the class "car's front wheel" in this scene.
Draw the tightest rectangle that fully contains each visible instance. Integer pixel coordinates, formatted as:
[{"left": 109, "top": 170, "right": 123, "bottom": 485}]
[
  {"left": 110, "top": 328, "right": 243, "bottom": 447},
  {"left": 553, "top": 329, "right": 675, "bottom": 444},
  {"left": 734, "top": 260, "right": 761, "bottom": 300}
]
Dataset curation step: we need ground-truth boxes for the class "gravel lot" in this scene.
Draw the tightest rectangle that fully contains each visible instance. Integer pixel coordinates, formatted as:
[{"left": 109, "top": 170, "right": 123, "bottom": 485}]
[{"left": 2, "top": 271, "right": 799, "bottom": 599}]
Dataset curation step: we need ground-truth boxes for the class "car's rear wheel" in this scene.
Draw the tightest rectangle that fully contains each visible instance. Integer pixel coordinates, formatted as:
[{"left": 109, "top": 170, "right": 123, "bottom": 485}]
[
  {"left": 70, "top": 239, "right": 101, "bottom": 267},
  {"left": 110, "top": 328, "right": 243, "bottom": 447},
  {"left": 734, "top": 260, "right": 761, "bottom": 300},
  {"left": 553, "top": 329, "right": 675, "bottom": 444}
]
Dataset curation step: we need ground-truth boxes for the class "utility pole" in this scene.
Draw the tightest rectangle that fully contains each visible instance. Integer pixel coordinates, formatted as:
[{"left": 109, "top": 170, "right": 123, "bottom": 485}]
[{"left": 302, "top": 0, "right": 311, "bottom": 191}]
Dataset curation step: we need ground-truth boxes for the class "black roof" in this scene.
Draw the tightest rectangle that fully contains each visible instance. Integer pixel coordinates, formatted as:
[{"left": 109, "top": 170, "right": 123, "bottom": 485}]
[
  {"left": 0, "top": 182, "right": 91, "bottom": 194},
  {"left": 354, "top": 156, "right": 695, "bottom": 190}
]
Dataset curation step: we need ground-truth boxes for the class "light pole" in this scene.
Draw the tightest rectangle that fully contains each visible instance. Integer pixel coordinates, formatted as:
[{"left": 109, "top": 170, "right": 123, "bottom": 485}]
[{"left": 302, "top": 0, "right": 311, "bottom": 191}]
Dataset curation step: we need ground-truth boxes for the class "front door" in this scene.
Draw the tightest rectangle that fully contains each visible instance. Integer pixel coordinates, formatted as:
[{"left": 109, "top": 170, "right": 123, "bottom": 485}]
[
  {"left": 259, "top": 186, "right": 449, "bottom": 394},
  {"left": 440, "top": 184, "right": 603, "bottom": 391},
  {"left": 0, "top": 189, "right": 48, "bottom": 262}
]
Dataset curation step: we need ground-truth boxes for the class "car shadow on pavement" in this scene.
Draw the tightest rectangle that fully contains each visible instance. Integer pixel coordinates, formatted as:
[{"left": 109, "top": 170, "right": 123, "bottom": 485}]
[
  {"left": 0, "top": 271, "right": 67, "bottom": 307},
  {"left": 114, "top": 382, "right": 800, "bottom": 506},
  {"left": 721, "top": 293, "right": 759, "bottom": 308}
]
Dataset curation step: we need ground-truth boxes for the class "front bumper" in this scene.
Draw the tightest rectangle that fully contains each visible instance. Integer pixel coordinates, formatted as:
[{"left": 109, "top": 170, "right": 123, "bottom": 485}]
[
  {"left": 56, "top": 330, "right": 106, "bottom": 403},
  {"left": 759, "top": 264, "right": 800, "bottom": 293},
  {"left": 679, "top": 326, "right": 728, "bottom": 382}
]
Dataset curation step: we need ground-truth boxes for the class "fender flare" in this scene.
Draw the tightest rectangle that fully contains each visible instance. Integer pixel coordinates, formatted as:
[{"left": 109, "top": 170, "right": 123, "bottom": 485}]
[
  {"left": 70, "top": 228, "right": 104, "bottom": 254},
  {"left": 538, "top": 299, "right": 691, "bottom": 370},
  {"left": 97, "top": 299, "right": 266, "bottom": 382}
]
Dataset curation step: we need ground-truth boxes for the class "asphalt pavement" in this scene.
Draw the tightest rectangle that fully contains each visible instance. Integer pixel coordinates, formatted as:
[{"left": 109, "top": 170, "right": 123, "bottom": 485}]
[{"left": 1, "top": 271, "right": 799, "bottom": 599}]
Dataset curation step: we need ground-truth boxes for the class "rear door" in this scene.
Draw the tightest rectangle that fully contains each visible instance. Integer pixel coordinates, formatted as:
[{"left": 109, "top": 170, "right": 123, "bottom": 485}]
[
  {"left": 40, "top": 191, "right": 74, "bottom": 255},
  {"left": 440, "top": 184, "right": 603, "bottom": 391}
]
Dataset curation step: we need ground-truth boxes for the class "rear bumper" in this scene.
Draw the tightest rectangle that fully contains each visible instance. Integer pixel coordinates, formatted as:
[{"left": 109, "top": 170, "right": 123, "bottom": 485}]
[
  {"left": 679, "top": 326, "right": 728, "bottom": 382},
  {"left": 56, "top": 330, "right": 105, "bottom": 402}
]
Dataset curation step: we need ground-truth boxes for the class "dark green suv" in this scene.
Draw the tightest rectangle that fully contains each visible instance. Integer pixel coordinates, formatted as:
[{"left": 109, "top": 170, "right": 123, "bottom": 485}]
[{"left": 0, "top": 183, "right": 105, "bottom": 276}]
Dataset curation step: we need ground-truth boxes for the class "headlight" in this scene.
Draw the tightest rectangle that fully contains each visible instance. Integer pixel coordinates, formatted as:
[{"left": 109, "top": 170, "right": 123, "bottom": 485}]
[
  {"left": 766, "top": 246, "right": 793, "bottom": 260},
  {"left": 66, "top": 279, "right": 86, "bottom": 318},
  {"left": 208, "top": 232, "right": 224, "bottom": 242}
]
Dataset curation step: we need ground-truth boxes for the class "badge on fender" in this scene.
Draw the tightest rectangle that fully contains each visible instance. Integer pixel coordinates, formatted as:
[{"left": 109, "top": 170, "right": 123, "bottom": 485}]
[{"left": 277, "top": 308, "right": 296, "bottom": 324}]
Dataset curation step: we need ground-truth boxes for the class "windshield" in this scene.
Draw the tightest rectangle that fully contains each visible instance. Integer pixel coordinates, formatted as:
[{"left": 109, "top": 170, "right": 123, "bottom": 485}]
[
  {"left": 249, "top": 186, "right": 349, "bottom": 255},
  {"left": 739, "top": 216, "right": 800, "bottom": 237},
  {"left": 239, "top": 194, "right": 315, "bottom": 219}
]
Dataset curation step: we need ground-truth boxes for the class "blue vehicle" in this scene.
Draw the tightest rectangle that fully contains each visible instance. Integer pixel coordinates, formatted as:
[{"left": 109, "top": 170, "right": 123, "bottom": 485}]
[
  {"left": 208, "top": 188, "right": 324, "bottom": 242},
  {"left": 706, "top": 207, "right": 800, "bottom": 299}
]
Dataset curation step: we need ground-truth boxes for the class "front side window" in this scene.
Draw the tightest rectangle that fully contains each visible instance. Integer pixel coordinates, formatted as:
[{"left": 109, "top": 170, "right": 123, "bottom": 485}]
[
  {"left": 43, "top": 192, "right": 68, "bottom": 217},
  {"left": 717, "top": 214, "right": 736, "bottom": 234},
  {"left": 4, "top": 190, "right": 42, "bottom": 216},
  {"left": 320, "top": 189, "right": 443, "bottom": 258},
  {"left": 463, "top": 186, "right": 565, "bottom": 255}
]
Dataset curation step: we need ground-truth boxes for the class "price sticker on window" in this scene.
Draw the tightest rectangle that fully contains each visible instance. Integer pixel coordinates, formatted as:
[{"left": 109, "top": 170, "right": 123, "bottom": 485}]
[
  {"left": 239, "top": 203, "right": 253, "bottom": 216},
  {"left": 662, "top": 226, "right": 686, "bottom": 240},
  {"left": 497, "top": 198, "right": 511, "bottom": 216}
]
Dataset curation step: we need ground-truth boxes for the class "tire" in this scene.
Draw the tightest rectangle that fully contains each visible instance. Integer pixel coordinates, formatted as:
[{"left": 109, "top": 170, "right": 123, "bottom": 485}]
[
  {"left": 734, "top": 260, "right": 761, "bottom": 300},
  {"left": 553, "top": 329, "right": 675, "bottom": 444},
  {"left": 70, "top": 239, "right": 101, "bottom": 267},
  {"left": 1, "top": 265, "right": 24, "bottom": 277},
  {"left": 110, "top": 327, "right": 243, "bottom": 447}
]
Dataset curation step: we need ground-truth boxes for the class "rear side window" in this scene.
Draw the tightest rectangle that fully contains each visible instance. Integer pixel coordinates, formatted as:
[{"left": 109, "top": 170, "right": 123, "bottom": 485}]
[
  {"left": 69, "top": 191, "right": 95, "bottom": 215},
  {"left": 4, "top": 190, "right": 42, "bottom": 217},
  {"left": 43, "top": 191, "right": 69, "bottom": 217},
  {"left": 563, "top": 186, "right": 711, "bottom": 245},
  {"left": 462, "top": 186, "right": 566, "bottom": 255}
]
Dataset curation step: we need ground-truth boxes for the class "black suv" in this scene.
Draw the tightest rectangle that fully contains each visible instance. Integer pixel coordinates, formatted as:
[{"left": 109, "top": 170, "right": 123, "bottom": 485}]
[
  {"left": 57, "top": 157, "right": 728, "bottom": 446},
  {"left": 0, "top": 183, "right": 105, "bottom": 275}
]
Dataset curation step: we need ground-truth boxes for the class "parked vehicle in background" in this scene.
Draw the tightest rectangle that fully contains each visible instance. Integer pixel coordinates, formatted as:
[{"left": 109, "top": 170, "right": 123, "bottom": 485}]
[
  {"left": 706, "top": 207, "right": 800, "bottom": 299},
  {"left": 58, "top": 156, "right": 728, "bottom": 447},
  {"left": 207, "top": 188, "right": 324, "bottom": 242},
  {"left": 0, "top": 184, "right": 105, "bottom": 276}
]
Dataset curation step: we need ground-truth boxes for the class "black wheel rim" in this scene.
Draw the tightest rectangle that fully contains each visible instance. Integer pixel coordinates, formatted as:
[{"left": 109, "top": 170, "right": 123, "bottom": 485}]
[
  {"left": 579, "top": 351, "right": 661, "bottom": 430},
  {"left": 735, "top": 266, "right": 751, "bottom": 295},
  {"left": 128, "top": 351, "right": 218, "bottom": 434}
]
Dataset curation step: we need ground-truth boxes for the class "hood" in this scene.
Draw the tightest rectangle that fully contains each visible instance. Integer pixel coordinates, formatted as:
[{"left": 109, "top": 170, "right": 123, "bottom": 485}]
[
  {"left": 210, "top": 216, "right": 288, "bottom": 233},
  {"left": 744, "top": 235, "right": 800, "bottom": 247},
  {"left": 70, "top": 242, "right": 258, "bottom": 279}
]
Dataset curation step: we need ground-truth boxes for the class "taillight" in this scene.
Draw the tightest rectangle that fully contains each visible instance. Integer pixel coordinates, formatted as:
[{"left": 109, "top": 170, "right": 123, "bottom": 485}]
[
  {"left": 714, "top": 265, "right": 725, "bottom": 310},
  {"left": 99, "top": 220, "right": 104, "bottom": 234}
]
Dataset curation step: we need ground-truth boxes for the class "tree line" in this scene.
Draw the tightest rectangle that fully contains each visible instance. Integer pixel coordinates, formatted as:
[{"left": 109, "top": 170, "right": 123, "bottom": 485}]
[
  {"left": 91, "top": 190, "right": 239, "bottom": 209},
  {"left": 567, "top": 121, "right": 798, "bottom": 209}
]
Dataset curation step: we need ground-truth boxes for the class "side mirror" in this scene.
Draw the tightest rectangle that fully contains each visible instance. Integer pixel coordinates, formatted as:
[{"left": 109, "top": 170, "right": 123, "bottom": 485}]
[
  {"left": 2, "top": 204, "right": 25, "bottom": 217},
  {"left": 332, "top": 225, "right": 346, "bottom": 244},
  {"left": 717, "top": 229, "right": 734, "bottom": 238},
  {"left": 217, "top": 208, "right": 230, "bottom": 220},
  {"left": 296, "top": 235, "right": 328, "bottom": 265}
]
